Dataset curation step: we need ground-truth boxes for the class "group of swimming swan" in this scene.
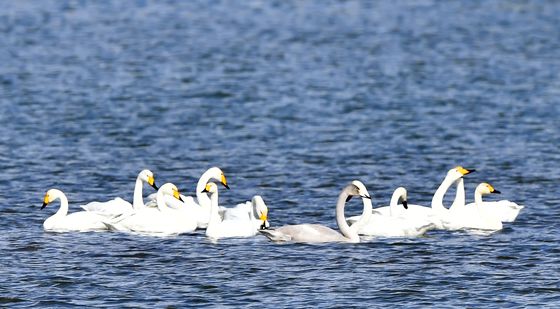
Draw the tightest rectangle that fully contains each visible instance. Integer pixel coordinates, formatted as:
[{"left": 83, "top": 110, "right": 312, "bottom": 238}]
[
  {"left": 41, "top": 167, "right": 269, "bottom": 238},
  {"left": 40, "top": 166, "right": 523, "bottom": 243}
]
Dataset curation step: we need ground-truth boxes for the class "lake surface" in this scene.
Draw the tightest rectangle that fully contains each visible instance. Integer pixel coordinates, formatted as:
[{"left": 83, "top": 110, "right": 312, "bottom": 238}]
[{"left": 1, "top": 0, "right": 559, "bottom": 307}]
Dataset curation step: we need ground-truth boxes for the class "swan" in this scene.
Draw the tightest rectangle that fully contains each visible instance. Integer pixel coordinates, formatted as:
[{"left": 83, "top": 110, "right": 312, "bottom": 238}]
[
  {"left": 346, "top": 187, "right": 436, "bottom": 237},
  {"left": 81, "top": 169, "right": 158, "bottom": 216},
  {"left": 259, "top": 180, "right": 372, "bottom": 243},
  {"left": 444, "top": 183, "right": 503, "bottom": 231},
  {"left": 461, "top": 190, "right": 523, "bottom": 223},
  {"left": 372, "top": 166, "right": 476, "bottom": 229},
  {"left": 203, "top": 183, "right": 269, "bottom": 239},
  {"left": 222, "top": 195, "right": 271, "bottom": 230},
  {"left": 41, "top": 189, "right": 107, "bottom": 232},
  {"left": 103, "top": 183, "right": 197, "bottom": 236},
  {"left": 146, "top": 167, "right": 229, "bottom": 228}
]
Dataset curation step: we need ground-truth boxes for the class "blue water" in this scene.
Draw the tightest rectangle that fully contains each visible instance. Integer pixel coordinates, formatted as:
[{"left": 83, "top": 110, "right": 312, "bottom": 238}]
[{"left": 1, "top": 0, "right": 560, "bottom": 307}]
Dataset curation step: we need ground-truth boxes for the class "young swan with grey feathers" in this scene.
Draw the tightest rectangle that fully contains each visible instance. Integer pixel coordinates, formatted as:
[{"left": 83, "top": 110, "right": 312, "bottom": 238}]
[{"left": 259, "top": 180, "right": 372, "bottom": 243}]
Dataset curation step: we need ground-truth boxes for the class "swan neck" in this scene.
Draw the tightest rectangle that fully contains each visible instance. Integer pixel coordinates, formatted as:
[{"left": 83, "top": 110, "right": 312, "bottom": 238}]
[
  {"left": 196, "top": 172, "right": 212, "bottom": 208},
  {"left": 336, "top": 191, "right": 366, "bottom": 243},
  {"left": 450, "top": 178, "right": 465, "bottom": 209},
  {"left": 54, "top": 193, "right": 69, "bottom": 217},
  {"left": 431, "top": 174, "right": 457, "bottom": 211},
  {"left": 389, "top": 191, "right": 400, "bottom": 216},
  {"left": 132, "top": 176, "right": 145, "bottom": 210},
  {"left": 207, "top": 191, "right": 221, "bottom": 228},
  {"left": 474, "top": 190, "right": 483, "bottom": 207},
  {"left": 156, "top": 190, "right": 169, "bottom": 213}
]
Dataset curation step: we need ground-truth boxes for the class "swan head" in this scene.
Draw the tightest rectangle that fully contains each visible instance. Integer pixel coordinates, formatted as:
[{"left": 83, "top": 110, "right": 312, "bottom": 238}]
[
  {"left": 448, "top": 166, "right": 476, "bottom": 180},
  {"left": 392, "top": 187, "right": 408, "bottom": 209},
  {"left": 346, "top": 180, "right": 372, "bottom": 202},
  {"left": 201, "top": 182, "right": 218, "bottom": 194},
  {"left": 477, "top": 183, "right": 501, "bottom": 195},
  {"left": 139, "top": 169, "right": 158, "bottom": 190},
  {"left": 205, "top": 167, "right": 229, "bottom": 190},
  {"left": 252, "top": 195, "right": 269, "bottom": 221},
  {"left": 41, "top": 189, "right": 64, "bottom": 210},
  {"left": 159, "top": 183, "right": 184, "bottom": 202}
]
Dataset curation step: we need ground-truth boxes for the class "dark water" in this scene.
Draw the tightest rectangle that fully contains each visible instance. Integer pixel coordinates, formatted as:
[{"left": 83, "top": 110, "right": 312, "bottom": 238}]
[{"left": 1, "top": 0, "right": 559, "bottom": 307}]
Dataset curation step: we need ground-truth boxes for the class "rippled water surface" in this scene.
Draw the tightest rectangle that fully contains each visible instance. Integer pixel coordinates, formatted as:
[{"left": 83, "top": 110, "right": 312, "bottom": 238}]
[{"left": 1, "top": 1, "right": 560, "bottom": 307}]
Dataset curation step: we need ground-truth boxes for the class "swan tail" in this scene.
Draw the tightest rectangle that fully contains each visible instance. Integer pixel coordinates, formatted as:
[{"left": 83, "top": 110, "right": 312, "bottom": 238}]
[{"left": 259, "top": 229, "right": 291, "bottom": 242}]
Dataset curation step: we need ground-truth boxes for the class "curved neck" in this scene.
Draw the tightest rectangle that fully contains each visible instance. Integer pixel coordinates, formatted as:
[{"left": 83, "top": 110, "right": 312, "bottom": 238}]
[
  {"left": 196, "top": 171, "right": 213, "bottom": 208},
  {"left": 450, "top": 178, "right": 465, "bottom": 209},
  {"left": 431, "top": 174, "right": 458, "bottom": 211},
  {"left": 336, "top": 191, "right": 371, "bottom": 242},
  {"left": 207, "top": 190, "right": 221, "bottom": 228},
  {"left": 132, "top": 176, "right": 145, "bottom": 210},
  {"left": 54, "top": 193, "right": 69, "bottom": 217},
  {"left": 156, "top": 190, "right": 170, "bottom": 213},
  {"left": 389, "top": 191, "right": 400, "bottom": 216}
]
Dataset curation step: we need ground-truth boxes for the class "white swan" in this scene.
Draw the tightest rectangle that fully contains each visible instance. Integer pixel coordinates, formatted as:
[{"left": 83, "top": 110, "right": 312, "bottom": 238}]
[
  {"left": 41, "top": 189, "right": 107, "bottom": 232},
  {"left": 462, "top": 192, "right": 523, "bottom": 223},
  {"left": 204, "top": 183, "right": 269, "bottom": 239},
  {"left": 444, "top": 183, "right": 503, "bottom": 231},
  {"left": 375, "top": 166, "right": 475, "bottom": 229},
  {"left": 81, "top": 169, "right": 158, "bottom": 216},
  {"left": 259, "top": 180, "right": 372, "bottom": 243},
  {"left": 146, "top": 167, "right": 229, "bottom": 228},
  {"left": 103, "top": 183, "right": 197, "bottom": 236},
  {"left": 347, "top": 187, "right": 436, "bottom": 237},
  {"left": 222, "top": 195, "right": 271, "bottom": 230}
]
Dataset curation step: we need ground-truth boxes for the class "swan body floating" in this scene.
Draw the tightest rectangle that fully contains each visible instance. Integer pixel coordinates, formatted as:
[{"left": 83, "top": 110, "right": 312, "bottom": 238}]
[
  {"left": 444, "top": 183, "right": 503, "bottom": 231},
  {"left": 103, "top": 183, "right": 197, "bottom": 236},
  {"left": 347, "top": 187, "right": 436, "bottom": 237},
  {"left": 41, "top": 189, "right": 107, "bottom": 232},
  {"left": 260, "top": 180, "right": 372, "bottom": 243},
  {"left": 81, "top": 169, "right": 158, "bottom": 216},
  {"left": 203, "top": 183, "right": 269, "bottom": 239}
]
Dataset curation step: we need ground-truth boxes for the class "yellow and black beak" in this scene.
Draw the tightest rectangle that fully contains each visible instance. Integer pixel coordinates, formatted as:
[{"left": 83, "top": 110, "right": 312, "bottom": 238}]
[
  {"left": 490, "top": 187, "right": 501, "bottom": 194},
  {"left": 457, "top": 166, "right": 476, "bottom": 176},
  {"left": 41, "top": 194, "right": 49, "bottom": 210},
  {"left": 402, "top": 200, "right": 408, "bottom": 209},
  {"left": 148, "top": 175, "right": 158, "bottom": 190},
  {"left": 173, "top": 189, "right": 184, "bottom": 202},
  {"left": 201, "top": 183, "right": 211, "bottom": 193},
  {"left": 220, "top": 174, "right": 230, "bottom": 190}
]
